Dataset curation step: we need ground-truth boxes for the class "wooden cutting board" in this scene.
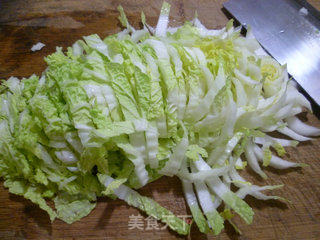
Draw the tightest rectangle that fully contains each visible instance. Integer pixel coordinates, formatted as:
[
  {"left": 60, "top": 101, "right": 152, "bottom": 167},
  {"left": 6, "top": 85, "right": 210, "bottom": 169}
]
[{"left": 0, "top": 1, "right": 320, "bottom": 239}]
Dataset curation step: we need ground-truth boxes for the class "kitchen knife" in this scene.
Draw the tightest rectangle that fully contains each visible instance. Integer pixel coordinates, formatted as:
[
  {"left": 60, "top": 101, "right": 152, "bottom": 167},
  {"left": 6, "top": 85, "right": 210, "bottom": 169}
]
[{"left": 223, "top": 0, "right": 320, "bottom": 109}]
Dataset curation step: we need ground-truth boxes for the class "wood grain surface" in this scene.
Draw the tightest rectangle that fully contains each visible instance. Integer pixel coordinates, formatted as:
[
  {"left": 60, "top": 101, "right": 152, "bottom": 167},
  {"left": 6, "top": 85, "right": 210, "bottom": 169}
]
[{"left": 0, "top": 1, "right": 320, "bottom": 239}]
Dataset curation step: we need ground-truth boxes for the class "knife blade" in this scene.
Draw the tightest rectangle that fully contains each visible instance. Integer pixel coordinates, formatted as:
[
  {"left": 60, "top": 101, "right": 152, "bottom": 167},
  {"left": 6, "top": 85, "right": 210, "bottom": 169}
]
[{"left": 223, "top": 0, "right": 320, "bottom": 107}]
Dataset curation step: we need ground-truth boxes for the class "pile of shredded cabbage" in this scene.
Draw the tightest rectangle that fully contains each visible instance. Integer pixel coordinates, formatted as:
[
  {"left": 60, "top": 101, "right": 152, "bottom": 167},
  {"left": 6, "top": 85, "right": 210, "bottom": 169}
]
[{"left": 1, "top": 2, "right": 319, "bottom": 235}]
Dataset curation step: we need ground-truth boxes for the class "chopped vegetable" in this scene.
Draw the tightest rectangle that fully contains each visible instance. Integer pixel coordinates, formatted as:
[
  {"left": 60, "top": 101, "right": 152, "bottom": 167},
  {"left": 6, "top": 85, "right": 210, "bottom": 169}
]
[
  {"left": 31, "top": 42, "right": 46, "bottom": 51},
  {"left": 299, "top": 7, "right": 308, "bottom": 16},
  {"left": 0, "top": 1, "right": 319, "bottom": 236}
]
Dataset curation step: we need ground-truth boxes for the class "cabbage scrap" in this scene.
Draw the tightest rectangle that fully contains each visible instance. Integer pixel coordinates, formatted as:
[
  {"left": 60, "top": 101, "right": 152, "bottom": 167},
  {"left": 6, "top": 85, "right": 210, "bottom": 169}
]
[{"left": 0, "top": 2, "right": 319, "bottom": 236}]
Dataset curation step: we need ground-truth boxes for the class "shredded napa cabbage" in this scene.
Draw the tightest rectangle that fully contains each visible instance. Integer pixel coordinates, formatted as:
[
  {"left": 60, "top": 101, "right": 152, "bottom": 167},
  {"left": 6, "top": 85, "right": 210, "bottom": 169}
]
[{"left": 0, "top": 1, "right": 319, "bottom": 236}]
